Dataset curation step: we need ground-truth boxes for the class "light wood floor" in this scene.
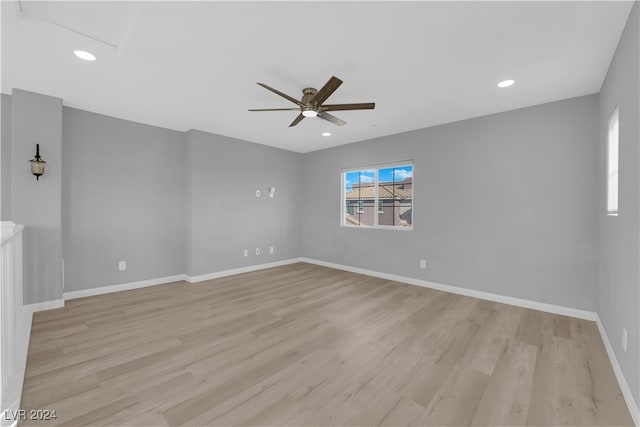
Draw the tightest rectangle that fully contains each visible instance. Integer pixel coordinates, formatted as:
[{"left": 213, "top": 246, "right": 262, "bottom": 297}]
[{"left": 21, "top": 263, "right": 632, "bottom": 426}]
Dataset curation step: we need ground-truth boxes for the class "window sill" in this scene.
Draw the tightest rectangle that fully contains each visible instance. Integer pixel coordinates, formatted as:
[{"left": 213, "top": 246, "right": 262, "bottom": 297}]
[{"left": 341, "top": 224, "right": 413, "bottom": 231}]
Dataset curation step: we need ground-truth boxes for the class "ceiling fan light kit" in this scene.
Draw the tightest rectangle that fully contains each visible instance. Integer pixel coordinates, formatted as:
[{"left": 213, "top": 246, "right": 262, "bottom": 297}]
[
  {"left": 249, "top": 76, "right": 375, "bottom": 127},
  {"left": 301, "top": 106, "right": 318, "bottom": 118}
]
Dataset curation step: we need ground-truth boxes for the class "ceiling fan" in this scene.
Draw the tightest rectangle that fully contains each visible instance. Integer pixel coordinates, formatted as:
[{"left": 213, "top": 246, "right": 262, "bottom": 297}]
[{"left": 249, "top": 76, "right": 375, "bottom": 127}]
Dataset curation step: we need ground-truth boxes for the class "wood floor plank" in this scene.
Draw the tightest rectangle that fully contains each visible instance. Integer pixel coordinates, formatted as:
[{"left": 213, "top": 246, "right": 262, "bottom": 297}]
[
  {"left": 470, "top": 339, "right": 537, "bottom": 425},
  {"left": 242, "top": 396, "right": 311, "bottom": 426},
  {"left": 379, "top": 395, "right": 429, "bottom": 427},
  {"left": 527, "top": 333, "right": 595, "bottom": 426},
  {"left": 421, "top": 364, "right": 491, "bottom": 426},
  {"left": 200, "top": 350, "right": 335, "bottom": 426},
  {"left": 19, "top": 373, "right": 99, "bottom": 411},
  {"left": 459, "top": 303, "right": 521, "bottom": 375},
  {"left": 55, "top": 397, "right": 141, "bottom": 427},
  {"left": 19, "top": 263, "right": 632, "bottom": 427},
  {"left": 570, "top": 318, "right": 635, "bottom": 426},
  {"left": 161, "top": 327, "right": 344, "bottom": 426}
]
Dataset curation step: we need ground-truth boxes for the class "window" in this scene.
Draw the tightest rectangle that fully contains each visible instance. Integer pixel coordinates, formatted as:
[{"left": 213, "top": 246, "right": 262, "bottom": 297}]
[
  {"left": 342, "top": 161, "right": 413, "bottom": 229},
  {"left": 607, "top": 107, "right": 619, "bottom": 215}
]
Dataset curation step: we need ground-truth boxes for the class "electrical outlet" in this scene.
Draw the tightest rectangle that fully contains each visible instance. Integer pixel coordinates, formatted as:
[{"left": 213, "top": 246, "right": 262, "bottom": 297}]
[
  {"left": 243, "top": 249, "right": 248, "bottom": 257},
  {"left": 269, "top": 246, "right": 274, "bottom": 254},
  {"left": 118, "top": 261, "right": 126, "bottom": 271},
  {"left": 622, "top": 328, "right": 628, "bottom": 352},
  {"left": 419, "top": 259, "right": 426, "bottom": 269},
  {"left": 255, "top": 248, "right": 260, "bottom": 255}
]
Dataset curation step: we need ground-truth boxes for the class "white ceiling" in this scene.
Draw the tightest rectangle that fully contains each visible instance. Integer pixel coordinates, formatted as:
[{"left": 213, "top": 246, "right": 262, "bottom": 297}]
[{"left": 1, "top": 1, "right": 634, "bottom": 153}]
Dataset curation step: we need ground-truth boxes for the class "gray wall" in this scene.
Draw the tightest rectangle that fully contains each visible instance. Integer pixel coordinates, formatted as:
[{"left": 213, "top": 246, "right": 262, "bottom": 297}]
[
  {"left": 11, "top": 89, "right": 63, "bottom": 304},
  {"left": 1, "top": 93, "right": 11, "bottom": 220},
  {"left": 59, "top": 115, "right": 301, "bottom": 290},
  {"left": 186, "top": 130, "right": 301, "bottom": 276},
  {"left": 61, "top": 107, "right": 186, "bottom": 292},
  {"left": 301, "top": 95, "right": 599, "bottom": 311},
  {"left": 597, "top": 3, "right": 639, "bottom": 408}
]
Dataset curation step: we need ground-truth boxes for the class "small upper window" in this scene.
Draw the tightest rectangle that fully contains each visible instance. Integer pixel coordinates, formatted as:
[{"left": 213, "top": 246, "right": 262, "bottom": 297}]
[
  {"left": 607, "top": 107, "right": 619, "bottom": 215},
  {"left": 342, "top": 161, "right": 413, "bottom": 229}
]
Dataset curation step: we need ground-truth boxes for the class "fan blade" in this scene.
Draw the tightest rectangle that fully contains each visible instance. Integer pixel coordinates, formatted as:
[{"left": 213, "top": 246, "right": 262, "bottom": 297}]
[
  {"left": 257, "top": 83, "right": 303, "bottom": 106},
  {"left": 318, "top": 111, "right": 346, "bottom": 126},
  {"left": 249, "top": 108, "right": 300, "bottom": 111},
  {"left": 310, "top": 76, "right": 343, "bottom": 106},
  {"left": 320, "top": 102, "right": 375, "bottom": 111},
  {"left": 289, "top": 113, "right": 305, "bottom": 127}
]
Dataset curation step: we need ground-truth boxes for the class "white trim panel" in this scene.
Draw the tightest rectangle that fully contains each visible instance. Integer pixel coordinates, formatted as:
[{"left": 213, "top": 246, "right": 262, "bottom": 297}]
[
  {"left": 595, "top": 315, "right": 639, "bottom": 426},
  {"left": 63, "top": 275, "right": 188, "bottom": 300},
  {"left": 24, "top": 299, "right": 64, "bottom": 312},
  {"left": 187, "top": 259, "right": 303, "bottom": 284},
  {"left": 299, "top": 258, "right": 597, "bottom": 321},
  {"left": 0, "top": 312, "right": 31, "bottom": 427}
]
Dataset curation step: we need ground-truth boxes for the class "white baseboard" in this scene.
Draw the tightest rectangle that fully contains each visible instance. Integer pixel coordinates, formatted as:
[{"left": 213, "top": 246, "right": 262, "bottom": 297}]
[
  {"left": 595, "top": 315, "right": 639, "bottom": 426},
  {"left": 24, "top": 299, "right": 64, "bottom": 312},
  {"left": 187, "top": 258, "right": 303, "bottom": 283},
  {"left": 61, "top": 259, "right": 304, "bottom": 300},
  {"left": 299, "top": 258, "right": 597, "bottom": 321},
  {"left": 63, "top": 274, "right": 188, "bottom": 300}
]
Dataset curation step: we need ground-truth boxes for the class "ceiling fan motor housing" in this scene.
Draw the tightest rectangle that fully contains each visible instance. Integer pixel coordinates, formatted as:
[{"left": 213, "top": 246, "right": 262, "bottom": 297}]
[
  {"left": 301, "top": 88, "right": 319, "bottom": 116},
  {"left": 301, "top": 87, "right": 318, "bottom": 106}
]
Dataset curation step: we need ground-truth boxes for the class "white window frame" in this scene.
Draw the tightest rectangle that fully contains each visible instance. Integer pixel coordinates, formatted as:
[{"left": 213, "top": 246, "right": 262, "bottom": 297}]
[
  {"left": 607, "top": 106, "right": 619, "bottom": 216},
  {"left": 341, "top": 160, "right": 414, "bottom": 230}
]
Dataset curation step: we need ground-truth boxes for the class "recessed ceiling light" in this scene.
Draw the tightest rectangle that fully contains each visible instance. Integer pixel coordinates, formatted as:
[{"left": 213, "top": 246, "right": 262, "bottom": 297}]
[
  {"left": 322, "top": 132, "right": 331, "bottom": 137},
  {"left": 74, "top": 50, "right": 96, "bottom": 61},
  {"left": 497, "top": 79, "right": 515, "bottom": 88}
]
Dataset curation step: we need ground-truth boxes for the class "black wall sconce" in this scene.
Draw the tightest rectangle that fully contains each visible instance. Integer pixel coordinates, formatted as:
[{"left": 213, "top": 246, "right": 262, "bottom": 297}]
[{"left": 29, "top": 144, "right": 46, "bottom": 181}]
